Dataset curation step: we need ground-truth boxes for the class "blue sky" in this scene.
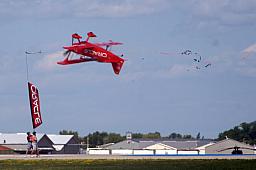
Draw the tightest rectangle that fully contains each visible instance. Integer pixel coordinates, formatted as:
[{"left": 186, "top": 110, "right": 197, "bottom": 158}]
[{"left": 0, "top": 0, "right": 256, "bottom": 138}]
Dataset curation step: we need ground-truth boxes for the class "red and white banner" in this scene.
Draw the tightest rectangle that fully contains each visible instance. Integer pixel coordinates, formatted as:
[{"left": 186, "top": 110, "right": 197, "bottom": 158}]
[{"left": 28, "top": 82, "right": 42, "bottom": 129}]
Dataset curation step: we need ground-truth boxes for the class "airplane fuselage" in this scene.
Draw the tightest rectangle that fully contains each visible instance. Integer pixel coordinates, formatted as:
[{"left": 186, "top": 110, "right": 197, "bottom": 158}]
[
  {"left": 64, "top": 41, "right": 123, "bottom": 63},
  {"left": 59, "top": 32, "right": 124, "bottom": 74}
]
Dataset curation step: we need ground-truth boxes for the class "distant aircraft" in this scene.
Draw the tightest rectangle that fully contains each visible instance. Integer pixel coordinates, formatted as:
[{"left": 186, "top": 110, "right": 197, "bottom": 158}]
[
  {"left": 218, "top": 146, "right": 256, "bottom": 155},
  {"left": 160, "top": 50, "right": 212, "bottom": 70},
  {"left": 58, "top": 32, "right": 125, "bottom": 75},
  {"left": 181, "top": 50, "right": 192, "bottom": 55}
]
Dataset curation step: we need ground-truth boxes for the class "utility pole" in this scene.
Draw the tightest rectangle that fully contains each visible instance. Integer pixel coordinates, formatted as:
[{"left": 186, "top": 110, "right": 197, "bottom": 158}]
[{"left": 87, "top": 136, "right": 89, "bottom": 151}]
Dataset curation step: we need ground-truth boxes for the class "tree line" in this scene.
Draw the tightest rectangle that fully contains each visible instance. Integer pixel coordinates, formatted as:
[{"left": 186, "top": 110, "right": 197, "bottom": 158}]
[
  {"left": 59, "top": 121, "right": 256, "bottom": 147},
  {"left": 218, "top": 121, "right": 256, "bottom": 145},
  {"left": 59, "top": 130, "right": 203, "bottom": 148}
]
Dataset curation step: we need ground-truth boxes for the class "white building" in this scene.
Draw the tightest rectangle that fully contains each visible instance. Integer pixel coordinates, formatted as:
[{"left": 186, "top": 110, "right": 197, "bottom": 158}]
[
  {"left": 88, "top": 139, "right": 213, "bottom": 155},
  {"left": 88, "top": 138, "right": 256, "bottom": 155}
]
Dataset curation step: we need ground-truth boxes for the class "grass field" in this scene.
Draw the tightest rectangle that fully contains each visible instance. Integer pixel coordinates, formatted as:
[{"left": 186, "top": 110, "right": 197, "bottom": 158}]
[{"left": 0, "top": 159, "right": 256, "bottom": 170}]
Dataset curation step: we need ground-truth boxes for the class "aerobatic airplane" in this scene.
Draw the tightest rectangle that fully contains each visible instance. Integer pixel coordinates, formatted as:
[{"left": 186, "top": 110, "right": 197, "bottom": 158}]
[{"left": 58, "top": 32, "right": 125, "bottom": 75}]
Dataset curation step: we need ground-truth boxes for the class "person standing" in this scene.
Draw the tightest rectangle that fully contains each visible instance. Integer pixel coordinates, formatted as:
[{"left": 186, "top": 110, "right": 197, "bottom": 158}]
[
  {"left": 31, "top": 131, "right": 39, "bottom": 157},
  {"left": 26, "top": 132, "right": 32, "bottom": 155}
]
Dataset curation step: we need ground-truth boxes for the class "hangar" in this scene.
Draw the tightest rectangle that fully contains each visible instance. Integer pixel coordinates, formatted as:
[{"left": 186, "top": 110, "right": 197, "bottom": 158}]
[
  {"left": 47, "top": 134, "right": 80, "bottom": 154},
  {"left": 0, "top": 133, "right": 47, "bottom": 153},
  {"left": 1, "top": 133, "right": 255, "bottom": 155},
  {"left": 88, "top": 137, "right": 256, "bottom": 155},
  {"left": 0, "top": 133, "right": 80, "bottom": 154},
  {"left": 88, "top": 138, "right": 214, "bottom": 155},
  {"left": 204, "top": 138, "right": 256, "bottom": 155}
]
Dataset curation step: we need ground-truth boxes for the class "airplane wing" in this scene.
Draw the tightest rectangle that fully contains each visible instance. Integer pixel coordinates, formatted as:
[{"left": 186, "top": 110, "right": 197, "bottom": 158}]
[
  {"left": 217, "top": 147, "right": 235, "bottom": 152},
  {"left": 83, "top": 43, "right": 95, "bottom": 49},
  {"left": 57, "top": 57, "right": 96, "bottom": 65},
  {"left": 63, "top": 43, "right": 95, "bottom": 51},
  {"left": 239, "top": 147, "right": 256, "bottom": 151},
  {"left": 95, "top": 40, "right": 123, "bottom": 47},
  {"left": 217, "top": 146, "right": 256, "bottom": 152}
]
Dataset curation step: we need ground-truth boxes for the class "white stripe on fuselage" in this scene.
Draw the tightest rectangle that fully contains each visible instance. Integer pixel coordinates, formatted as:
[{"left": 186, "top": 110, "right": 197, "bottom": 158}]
[{"left": 84, "top": 49, "right": 107, "bottom": 58}]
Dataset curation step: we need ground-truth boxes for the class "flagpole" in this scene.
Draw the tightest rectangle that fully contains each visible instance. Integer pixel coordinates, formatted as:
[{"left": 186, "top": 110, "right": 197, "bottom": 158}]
[
  {"left": 25, "top": 50, "right": 42, "bottom": 82},
  {"left": 25, "top": 50, "right": 42, "bottom": 131},
  {"left": 25, "top": 52, "right": 29, "bottom": 81}
]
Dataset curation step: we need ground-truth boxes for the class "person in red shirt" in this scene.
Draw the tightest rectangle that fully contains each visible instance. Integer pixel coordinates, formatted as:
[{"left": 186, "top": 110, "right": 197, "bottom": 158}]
[
  {"left": 26, "top": 132, "right": 32, "bottom": 155},
  {"left": 31, "top": 131, "right": 39, "bottom": 157}
]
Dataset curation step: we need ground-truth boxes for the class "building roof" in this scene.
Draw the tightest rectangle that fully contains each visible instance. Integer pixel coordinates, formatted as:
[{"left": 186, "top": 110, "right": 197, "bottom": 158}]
[
  {"left": 106, "top": 139, "right": 213, "bottom": 150},
  {"left": 137, "top": 139, "right": 212, "bottom": 149},
  {"left": 196, "top": 142, "right": 215, "bottom": 150},
  {"left": 3, "top": 144, "right": 27, "bottom": 151},
  {"left": 107, "top": 140, "right": 141, "bottom": 150},
  {"left": 0, "top": 133, "right": 44, "bottom": 144},
  {"left": 99, "top": 143, "right": 115, "bottom": 148},
  {"left": 145, "top": 143, "right": 177, "bottom": 150},
  {"left": 46, "top": 134, "right": 73, "bottom": 144},
  {"left": 161, "top": 140, "right": 211, "bottom": 149},
  {"left": 0, "top": 145, "right": 12, "bottom": 151},
  {"left": 205, "top": 138, "right": 255, "bottom": 150}
]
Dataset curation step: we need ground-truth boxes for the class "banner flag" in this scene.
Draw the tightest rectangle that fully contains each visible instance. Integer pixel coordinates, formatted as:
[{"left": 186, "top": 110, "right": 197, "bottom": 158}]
[{"left": 28, "top": 82, "right": 42, "bottom": 129}]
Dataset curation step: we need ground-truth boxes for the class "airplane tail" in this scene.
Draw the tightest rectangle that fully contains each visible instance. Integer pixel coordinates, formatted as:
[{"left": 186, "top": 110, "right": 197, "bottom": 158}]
[{"left": 112, "top": 61, "right": 124, "bottom": 75}]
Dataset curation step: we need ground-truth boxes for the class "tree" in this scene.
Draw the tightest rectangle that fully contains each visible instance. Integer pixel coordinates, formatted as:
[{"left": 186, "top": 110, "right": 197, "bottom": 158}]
[
  {"left": 59, "top": 130, "right": 79, "bottom": 139},
  {"left": 142, "top": 132, "right": 161, "bottom": 139},
  {"left": 196, "top": 132, "right": 201, "bottom": 140},
  {"left": 183, "top": 134, "right": 193, "bottom": 139},
  {"left": 59, "top": 130, "right": 82, "bottom": 143},
  {"left": 107, "top": 133, "right": 125, "bottom": 143},
  {"left": 218, "top": 121, "right": 256, "bottom": 145},
  {"left": 132, "top": 133, "right": 143, "bottom": 139},
  {"left": 84, "top": 131, "right": 125, "bottom": 147},
  {"left": 168, "top": 133, "right": 182, "bottom": 139}
]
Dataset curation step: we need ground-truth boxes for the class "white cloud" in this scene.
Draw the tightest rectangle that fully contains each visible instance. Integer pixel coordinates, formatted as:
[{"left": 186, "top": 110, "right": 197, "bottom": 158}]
[
  {"left": 241, "top": 43, "right": 256, "bottom": 59},
  {"left": 236, "top": 64, "right": 256, "bottom": 77},
  {"left": 235, "top": 45, "right": 256, "bottom": 77},
  {"left": 122, "top": 71, "right": 146, "bottom": 82},
  {"left": 188, "top": 0, "right": 256, "bottom": 26},
  {"left": 4, "top": 0, "right": 255, "bottom": 26},
  {"left": 153, "top": 64, "right": 192, "bottom": 78},
  {"left": 35, "top": 51, "right": 62, "bottom": 71},
  {"left": 0, "top": 0, "right": 169, "bottom": 19},
  {"left": 0, "top": 55, "right": 16, "bottom": 73},
  {"left": 168, "top": 64, "right": 191, "bottom": 76}
]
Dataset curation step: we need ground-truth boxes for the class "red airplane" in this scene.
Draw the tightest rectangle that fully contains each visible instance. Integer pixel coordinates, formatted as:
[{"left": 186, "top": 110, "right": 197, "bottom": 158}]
[{"left": 58, "top": 32, "right": 125, "bottom": 75}]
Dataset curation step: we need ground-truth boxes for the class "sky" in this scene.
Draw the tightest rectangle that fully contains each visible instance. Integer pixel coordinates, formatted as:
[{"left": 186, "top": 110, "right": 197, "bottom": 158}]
[{"left": 0, "top": 0, "right": 256, "bottom": 138}]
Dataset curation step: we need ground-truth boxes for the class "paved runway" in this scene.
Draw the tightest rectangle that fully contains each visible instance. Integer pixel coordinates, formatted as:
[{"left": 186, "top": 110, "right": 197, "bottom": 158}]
[{"left": 0, "top": 154, "right": 256, "bottom": 160}]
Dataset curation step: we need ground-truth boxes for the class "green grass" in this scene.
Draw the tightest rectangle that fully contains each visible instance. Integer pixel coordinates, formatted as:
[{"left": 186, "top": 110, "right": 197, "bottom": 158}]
[{"left": 0, "top": 159, "right": 255, "bottom": 170}]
